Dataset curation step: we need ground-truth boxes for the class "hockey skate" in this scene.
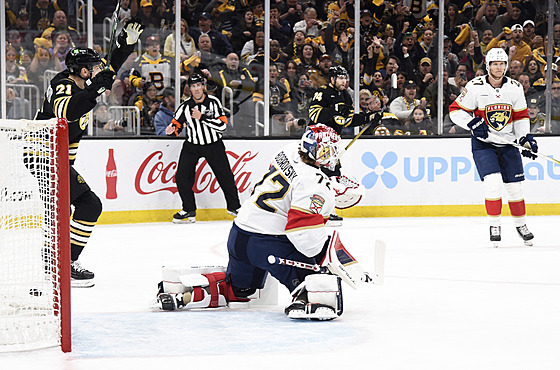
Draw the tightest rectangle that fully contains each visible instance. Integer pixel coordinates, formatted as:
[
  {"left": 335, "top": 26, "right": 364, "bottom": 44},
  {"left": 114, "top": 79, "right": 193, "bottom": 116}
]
[
  {"left": 173, "top": 210, "right": 196, "bottom": 224},
  {"left": 326, "top": 214, "right": 343, "bottom": 227},
  {"left": 71, "top": 261, "right": 95, "bottom": 288},
  {"left": 489, "top": 226, "right": 501, "bottom": 248},
  {"left": 516, "top": 225, "right": 534, "bottom": 246},
  {"left": 227, "top": 208, "right": 239, "bottom": 217}
]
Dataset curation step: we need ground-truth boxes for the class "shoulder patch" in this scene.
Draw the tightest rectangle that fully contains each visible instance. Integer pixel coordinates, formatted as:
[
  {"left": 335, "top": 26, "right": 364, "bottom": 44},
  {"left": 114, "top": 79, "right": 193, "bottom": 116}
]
[{"left": 309, "top": 194, "right": 325, "bottom": 214}]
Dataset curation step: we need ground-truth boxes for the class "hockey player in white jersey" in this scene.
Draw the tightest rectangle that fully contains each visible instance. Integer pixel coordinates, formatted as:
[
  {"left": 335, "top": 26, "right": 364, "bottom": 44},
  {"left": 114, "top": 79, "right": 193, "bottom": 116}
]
[
  {"left": 155, "top": 124, "right": 369, "bottom": 320},
  {"left": 449, "top": 47, "right": 538, "bottom": 247}
]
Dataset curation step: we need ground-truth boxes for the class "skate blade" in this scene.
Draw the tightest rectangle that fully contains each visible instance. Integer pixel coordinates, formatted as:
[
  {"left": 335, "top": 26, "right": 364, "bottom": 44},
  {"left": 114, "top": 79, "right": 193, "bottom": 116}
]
[
  {"left": 492, "top": 241, "right": 500, "bottom": 248},
  {"left": 523, "top": 240, "right": 534, "bottom": 247},
  {"left": 326, "top": 220, "right": 342, "bottom": 227},
  {"left": 71, "top": 279, "right": 95, "bottom": 288},
  {"left": 172, "top": 218, "right": 196, "bottom": 224}
]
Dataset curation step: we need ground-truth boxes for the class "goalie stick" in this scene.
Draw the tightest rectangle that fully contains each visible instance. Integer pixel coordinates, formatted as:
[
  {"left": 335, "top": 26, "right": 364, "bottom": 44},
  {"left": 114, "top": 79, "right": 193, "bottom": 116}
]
[{"left": 267, "top": 239, "right": 386, "bottom": 286}]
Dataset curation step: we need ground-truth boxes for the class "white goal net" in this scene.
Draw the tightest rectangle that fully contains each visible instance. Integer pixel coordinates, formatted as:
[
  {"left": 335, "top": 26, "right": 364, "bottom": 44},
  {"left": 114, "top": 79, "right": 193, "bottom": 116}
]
[{"left": 0, "top": 118, "right": 70, "bottom": 352}]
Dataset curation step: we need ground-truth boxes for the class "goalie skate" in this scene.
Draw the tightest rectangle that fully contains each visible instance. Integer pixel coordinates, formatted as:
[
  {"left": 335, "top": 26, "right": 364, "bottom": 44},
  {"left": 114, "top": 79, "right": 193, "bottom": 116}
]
[{"left": 516, "top": 225, "right": 534, "bottom": 246}]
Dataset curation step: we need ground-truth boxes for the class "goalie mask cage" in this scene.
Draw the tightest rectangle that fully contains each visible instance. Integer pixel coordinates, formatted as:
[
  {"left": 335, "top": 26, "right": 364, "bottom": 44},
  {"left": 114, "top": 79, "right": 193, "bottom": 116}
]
[{"left": 0, "top": 118, "right": 71, "bottom": 353}]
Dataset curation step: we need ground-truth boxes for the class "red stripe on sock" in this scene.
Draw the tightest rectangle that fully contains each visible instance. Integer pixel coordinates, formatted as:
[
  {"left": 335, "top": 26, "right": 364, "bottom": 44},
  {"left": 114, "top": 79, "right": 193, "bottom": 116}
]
[
  {"left": 508, "top": 199, "right": 526, "bottom": 217},
  {"left": 485, "top": 198, "right": 502, "bottom": 217}
]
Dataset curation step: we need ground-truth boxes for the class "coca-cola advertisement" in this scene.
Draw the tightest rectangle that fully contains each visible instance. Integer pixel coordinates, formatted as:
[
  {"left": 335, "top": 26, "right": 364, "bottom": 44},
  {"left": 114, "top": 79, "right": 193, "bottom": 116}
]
[{"left": 74, "top": 139, "right": 277, "bottom": 215}]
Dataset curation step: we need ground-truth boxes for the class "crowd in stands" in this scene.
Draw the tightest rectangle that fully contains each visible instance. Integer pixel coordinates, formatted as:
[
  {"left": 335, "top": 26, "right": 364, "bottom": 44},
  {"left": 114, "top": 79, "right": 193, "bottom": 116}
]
[{"left": 4, "top": 0, "right": 560, "bottom": 136}]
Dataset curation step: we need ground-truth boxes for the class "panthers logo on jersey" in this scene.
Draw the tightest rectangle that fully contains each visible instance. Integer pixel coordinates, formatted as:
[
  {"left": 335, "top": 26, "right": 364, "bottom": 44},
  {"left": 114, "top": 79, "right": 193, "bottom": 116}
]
[{"left": 485, "top": 104, "right": 512, "bottom": 131}]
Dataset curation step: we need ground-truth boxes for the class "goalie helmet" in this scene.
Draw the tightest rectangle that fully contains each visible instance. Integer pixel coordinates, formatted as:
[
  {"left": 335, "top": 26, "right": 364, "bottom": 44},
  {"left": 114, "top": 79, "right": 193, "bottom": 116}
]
[
  {"left": 300, "top": 124, "right": 341, "bottom": 171},
  {"left": 485, "top": 47, "right": 508, "bottom": 74},
  {"left": 66, "top": 48, "right": 102, "bottom": 75}
]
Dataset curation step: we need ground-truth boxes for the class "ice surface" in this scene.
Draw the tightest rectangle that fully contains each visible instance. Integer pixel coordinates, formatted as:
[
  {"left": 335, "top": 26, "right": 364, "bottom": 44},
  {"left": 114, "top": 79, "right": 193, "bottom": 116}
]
[{"left": 1, "top": 216, "right": 560, "bottom": 370}]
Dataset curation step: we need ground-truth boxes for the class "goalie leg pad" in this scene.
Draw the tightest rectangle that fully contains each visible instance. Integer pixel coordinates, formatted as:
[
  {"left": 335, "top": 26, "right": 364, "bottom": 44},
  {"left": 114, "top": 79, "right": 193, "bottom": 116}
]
[
  {"left": 322, "top": 231, "right": 364, "bottom": 289},
  {"left": 285, "top": 274, "right": 342, "bottom": 321}
]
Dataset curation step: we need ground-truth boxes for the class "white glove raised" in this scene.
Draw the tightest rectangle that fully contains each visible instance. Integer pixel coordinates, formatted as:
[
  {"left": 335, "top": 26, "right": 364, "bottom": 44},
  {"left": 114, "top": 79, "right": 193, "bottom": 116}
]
[
  {"left": 124, "top": 22, "right": 143, "bottom": 45},
  {"left": 331, "top": 175, "right": 365, "bottom": 209}
]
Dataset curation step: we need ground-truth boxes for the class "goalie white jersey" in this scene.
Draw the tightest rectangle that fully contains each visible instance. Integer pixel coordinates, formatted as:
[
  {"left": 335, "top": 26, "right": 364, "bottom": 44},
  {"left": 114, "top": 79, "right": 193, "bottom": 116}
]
[
  {"left": 235, "top": 142, "right": 335, "bottom": 258},
  {"left": 449, "top": 76, "right": 530, "bottom": 144}
]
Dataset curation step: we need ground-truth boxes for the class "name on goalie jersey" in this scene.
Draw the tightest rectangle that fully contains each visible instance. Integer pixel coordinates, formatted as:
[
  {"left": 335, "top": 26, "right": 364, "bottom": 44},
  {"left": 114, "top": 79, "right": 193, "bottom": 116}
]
[{"left": 274, "top": 151, "right": 297, "bottom": 180}]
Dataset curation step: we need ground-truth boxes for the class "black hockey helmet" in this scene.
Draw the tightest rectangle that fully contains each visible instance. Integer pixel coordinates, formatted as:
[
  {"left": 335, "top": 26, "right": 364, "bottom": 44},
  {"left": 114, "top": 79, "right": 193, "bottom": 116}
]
[
  {"left": 66, "top": 48, "right": 102, "bottom": 75},
  {"left": 187, "top": 72, "right": 205, "bottom": 86},
  {"left": 329, "top": 65, "right": 348, "bottom": 80}
]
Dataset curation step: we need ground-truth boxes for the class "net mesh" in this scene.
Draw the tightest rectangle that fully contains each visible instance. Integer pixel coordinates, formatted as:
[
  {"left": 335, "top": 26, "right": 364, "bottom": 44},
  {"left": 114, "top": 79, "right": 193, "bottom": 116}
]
[{"left": 0, "top": 119, "right": 62, "bottom": 351}]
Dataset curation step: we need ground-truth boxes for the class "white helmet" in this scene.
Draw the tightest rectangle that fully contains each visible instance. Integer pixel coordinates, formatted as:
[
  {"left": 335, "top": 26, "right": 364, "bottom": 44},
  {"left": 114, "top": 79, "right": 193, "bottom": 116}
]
[{"left": 485, "top": 47, "right": 508, "bottom": 74}]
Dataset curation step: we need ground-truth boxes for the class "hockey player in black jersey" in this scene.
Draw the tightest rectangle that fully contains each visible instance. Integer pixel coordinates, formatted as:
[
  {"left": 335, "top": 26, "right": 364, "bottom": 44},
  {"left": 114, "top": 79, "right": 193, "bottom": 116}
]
[
  {"left": 308, "top": 65, "right": 381, "bottom": 225},
  {"left": 35, "top": 20, "right": 143, "bottom": 287}
]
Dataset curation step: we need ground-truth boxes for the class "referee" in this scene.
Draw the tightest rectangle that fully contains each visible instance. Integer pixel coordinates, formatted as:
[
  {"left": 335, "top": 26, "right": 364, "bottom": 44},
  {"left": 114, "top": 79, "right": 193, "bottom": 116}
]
[{"left": 166, "top": 73, "right": 241, "bottom": 223}]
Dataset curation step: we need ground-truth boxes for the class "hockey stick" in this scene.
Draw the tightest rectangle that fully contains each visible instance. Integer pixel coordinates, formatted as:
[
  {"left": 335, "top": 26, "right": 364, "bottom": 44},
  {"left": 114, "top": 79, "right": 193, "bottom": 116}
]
[
  {"left": 105, "top": 0, "right": 122, "bottom": 69},
  {"left": 337, "top": 110, "right": 383, "bottom": 160},
  {"left": 476, "top": 136, "right": 560, "bottom": 166},
  {"left": 267, "top": 239, "right": 386, "bottom": 285}
]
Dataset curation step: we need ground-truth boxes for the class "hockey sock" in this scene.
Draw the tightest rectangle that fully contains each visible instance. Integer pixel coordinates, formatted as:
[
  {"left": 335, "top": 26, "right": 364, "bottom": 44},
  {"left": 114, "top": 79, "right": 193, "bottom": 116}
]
[
  {"left": 483, "top": 173, "right": 502, "bottom": 226},
  {"left": 504, "top": 182, "right": 527, "bottom": 227},
  {"left": 70, "top": 218, "right": 96, "bottom": 260}
]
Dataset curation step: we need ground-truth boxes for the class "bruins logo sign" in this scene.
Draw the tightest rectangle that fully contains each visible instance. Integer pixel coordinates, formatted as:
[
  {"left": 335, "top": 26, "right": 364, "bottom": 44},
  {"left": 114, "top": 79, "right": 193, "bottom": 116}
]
[{"left": 485, "top": 104, "right": 512, "bottom": 131}]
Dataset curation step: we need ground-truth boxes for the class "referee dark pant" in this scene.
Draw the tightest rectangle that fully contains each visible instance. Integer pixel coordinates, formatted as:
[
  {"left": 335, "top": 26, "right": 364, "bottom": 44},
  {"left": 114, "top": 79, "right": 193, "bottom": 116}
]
[{"left": 175, "top": 139, "right": 241, "bottom": 213}]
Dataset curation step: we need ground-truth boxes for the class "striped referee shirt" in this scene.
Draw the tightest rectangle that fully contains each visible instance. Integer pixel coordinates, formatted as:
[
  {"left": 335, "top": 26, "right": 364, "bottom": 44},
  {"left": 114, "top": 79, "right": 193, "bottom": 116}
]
[{"left": 171, "top": 94, "right": 227, "bottom": 144}]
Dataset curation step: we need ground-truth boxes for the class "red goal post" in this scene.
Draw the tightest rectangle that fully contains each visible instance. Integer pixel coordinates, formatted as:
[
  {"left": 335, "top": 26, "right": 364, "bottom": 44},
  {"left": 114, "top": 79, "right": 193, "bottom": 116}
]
[{"left": 0, "top": 118, "right": 71, "bottom": 353}]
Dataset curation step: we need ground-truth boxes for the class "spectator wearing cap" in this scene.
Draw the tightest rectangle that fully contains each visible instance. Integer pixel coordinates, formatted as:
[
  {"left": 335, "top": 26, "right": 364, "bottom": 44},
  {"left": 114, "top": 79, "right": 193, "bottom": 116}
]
[
  {"left": 522, "top": 20, "right": 537, "bottom": 47},
  {"left": 293, "top": 7, "right": 321, "bottom": 38},
  {"left": 394, "top": 31, "right": 422, "bottom": 71},
  {"left": 154, "top": 88, "right": 176, "bottom": 136},
  {"left": 533, "top": 62, "right": 560, "bottom": 92},
  {"left": 359, "top": 9, "right": 375, "bottom": 41},
  {"left": 8, "top": 8, "right": 34, "bottom": 52},
  {"left": 416, "top": 57, "right": 434, "bottom": 97},
  {"left": 389, "top": 79, "right": 427, "bottom": 123},
  {"left": 474, "top": 0, "right": 514, "bottom": 40},
  {"left": 308, "top": 54, "right": 332, "bottom": 88},
  {"left": 506, "top": 24, "right": 532, "bottom": 64},
  {"left": 129, "top": 34, "right": 174, "bottom": 97},
  {"left": 527, "top": 98, "right": 547, "bottom": 134},
  {"left": 189, "top": 12, "right": 233, "bottom": 57},
  {"left": 137, "top": 0, "right": 161, "bottom": 31}
]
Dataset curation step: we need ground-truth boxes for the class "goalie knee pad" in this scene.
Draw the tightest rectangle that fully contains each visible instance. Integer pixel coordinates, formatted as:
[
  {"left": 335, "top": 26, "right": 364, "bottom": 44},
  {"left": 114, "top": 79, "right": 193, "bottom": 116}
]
[{"left": 285, "top": 274, "right": 342, "bottom": 321}]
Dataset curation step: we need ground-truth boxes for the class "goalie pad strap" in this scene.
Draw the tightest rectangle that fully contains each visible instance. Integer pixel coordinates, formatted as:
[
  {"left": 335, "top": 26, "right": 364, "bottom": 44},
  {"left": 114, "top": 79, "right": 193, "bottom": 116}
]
[{"left": 204, "top": 272, "right": 226, "bottom": 308}]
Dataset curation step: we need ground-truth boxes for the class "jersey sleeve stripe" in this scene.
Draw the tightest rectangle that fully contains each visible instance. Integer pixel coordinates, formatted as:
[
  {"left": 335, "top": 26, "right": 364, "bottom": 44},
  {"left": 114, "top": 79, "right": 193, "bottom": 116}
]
[{"left": 285, "top": 208, "right": 325, "bottom": 233}]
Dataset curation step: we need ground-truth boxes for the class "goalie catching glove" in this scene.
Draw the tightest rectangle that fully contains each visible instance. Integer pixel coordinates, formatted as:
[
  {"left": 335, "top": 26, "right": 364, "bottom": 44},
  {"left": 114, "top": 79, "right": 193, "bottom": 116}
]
[{"left": 331, "top": 175, "right": 365, "bottom": 209}]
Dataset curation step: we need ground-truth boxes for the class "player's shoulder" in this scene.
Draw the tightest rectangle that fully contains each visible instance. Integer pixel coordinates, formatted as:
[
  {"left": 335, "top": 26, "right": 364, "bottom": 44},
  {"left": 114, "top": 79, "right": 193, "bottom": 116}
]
[
  {"left": 466, "top": 75, "right": 487, "bottom": 88},
  {"left": 504, "top": 76, "right": 523, "bottom": 89}
]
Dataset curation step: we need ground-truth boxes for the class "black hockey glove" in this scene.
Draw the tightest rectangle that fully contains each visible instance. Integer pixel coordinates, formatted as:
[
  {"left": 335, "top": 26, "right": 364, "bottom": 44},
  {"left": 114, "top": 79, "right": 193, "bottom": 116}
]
[
  {"left": 334, "top": 102, "right": 352, "bottom": 116},
  {"left": 467, "top": 116, "right": 488, "bottom": 139},
  {"left": 86, "top": 69, "right": 115, "bottom": 97},
  {"left": 314, "top": 236, "right": 332, "bottom": 265},
  {"left": 519, "top": 134, "right": 538, "bottom": 159}
]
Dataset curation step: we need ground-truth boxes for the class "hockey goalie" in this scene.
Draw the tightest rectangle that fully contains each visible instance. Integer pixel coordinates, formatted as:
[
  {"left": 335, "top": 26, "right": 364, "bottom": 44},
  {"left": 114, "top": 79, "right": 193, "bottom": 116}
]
[{"left": 155, "top": 124, "right": 381, "bottom": 320}]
